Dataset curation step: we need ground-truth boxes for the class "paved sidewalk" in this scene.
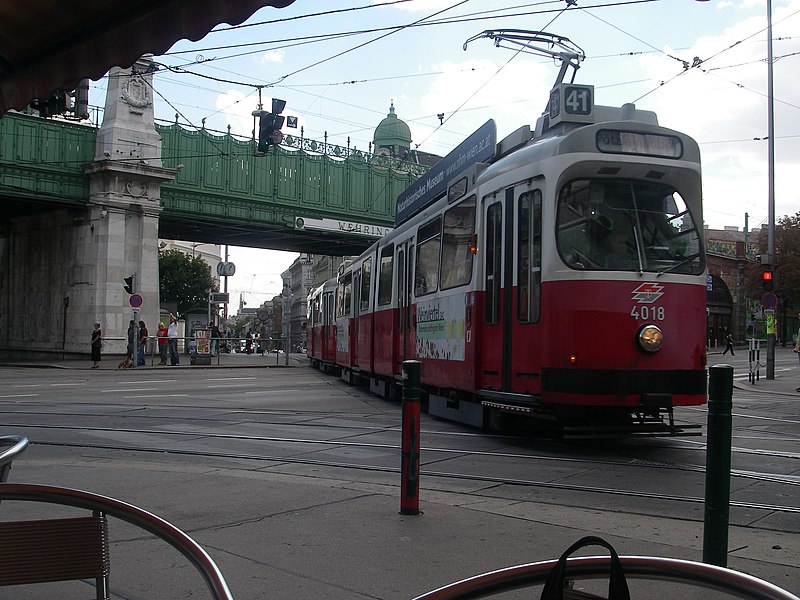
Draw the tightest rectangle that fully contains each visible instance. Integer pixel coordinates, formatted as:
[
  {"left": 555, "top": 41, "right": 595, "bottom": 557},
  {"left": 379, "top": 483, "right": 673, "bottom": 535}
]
[
  {"left": 1, "top": 350, "right": 309, "bottom": 370},
  {"left": 708, "top": 346, "right": 800, "bottom": 397}
]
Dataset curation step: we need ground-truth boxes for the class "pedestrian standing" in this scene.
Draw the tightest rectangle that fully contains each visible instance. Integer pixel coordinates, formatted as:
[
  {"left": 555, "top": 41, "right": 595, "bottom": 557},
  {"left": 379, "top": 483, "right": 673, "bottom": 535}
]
[
  {"left": 722, "top": 330, "right": 735, "bottom": 356},
  {"left": 167, "top": 313, "right": 180, "bottom": 366},
  {"left": 137, "top": 320, "right": 149, "bottom": 366},
  {"left": 126, "top": 319, "right": 135, "bottom": 361},
  {"left": 90, "top": 322, "right": 102, "bottom": 369},
  {"left": 157, "top": 322, "right": 168, "bottom": 365}
]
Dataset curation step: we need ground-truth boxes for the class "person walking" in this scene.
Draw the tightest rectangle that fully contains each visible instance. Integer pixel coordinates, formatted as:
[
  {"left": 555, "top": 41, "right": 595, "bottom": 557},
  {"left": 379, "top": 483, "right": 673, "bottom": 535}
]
[
  {"left": 167, "top": 313, "right": 180, "bottom": 366},
  {"left": 722, "top": 330, "right": 735, "bottom": 356},
  {"left": 157, "top": 322, "right": 168, "bottom": 365},
  {"left": 210, "top": 322, "right": 220, "bottom": 356},
  {"left": 137, "top": 320, "right": 149, "bottom": 366},
  {"left": 793, "top": 312, "right": 800, "bottom": 393},
  {"left": 90, "top": 321, "right": 102, "bottom": 369}
]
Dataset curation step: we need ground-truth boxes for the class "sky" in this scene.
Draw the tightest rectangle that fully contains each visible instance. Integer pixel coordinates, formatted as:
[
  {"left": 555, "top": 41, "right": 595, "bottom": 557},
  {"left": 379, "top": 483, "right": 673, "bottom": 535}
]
[{"left": 88, "top": 0, "right": 800, "bottom": 310}]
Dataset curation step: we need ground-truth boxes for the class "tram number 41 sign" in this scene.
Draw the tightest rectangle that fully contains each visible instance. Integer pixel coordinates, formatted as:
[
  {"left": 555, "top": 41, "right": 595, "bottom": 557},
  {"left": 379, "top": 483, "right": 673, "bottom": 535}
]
[{"left": 129, "top": 293, "right": 143, "bottom": 308}]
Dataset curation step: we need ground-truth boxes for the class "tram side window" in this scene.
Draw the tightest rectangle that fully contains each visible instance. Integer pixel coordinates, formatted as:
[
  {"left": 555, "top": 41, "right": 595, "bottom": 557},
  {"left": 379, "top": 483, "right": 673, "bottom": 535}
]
[
  {"left": 485, "top": 202, "right": 502, "bottom": 324},
  {"left": 440, "top": 195, "right": 476, "bottom": 290},
  {"left": 415, "top": 217, "right": 441, "bottom": 296},
  {"left": 336, "top": 273, "right": 352, "bottom": 318},
  {"left": 360, "top": 258, "right": 372, "bottom": 313},
  {"left": 312, "top": 296, "right": 320, "bottom": 326},
  {"left": 518, "top": 190, "right": 542, "bottom": 323},
  {"left": 324, "top": 292, "right": 334, "bottom": 325},
  {"left": 378, "top": 245, "right": 393, "bottom": 306}
]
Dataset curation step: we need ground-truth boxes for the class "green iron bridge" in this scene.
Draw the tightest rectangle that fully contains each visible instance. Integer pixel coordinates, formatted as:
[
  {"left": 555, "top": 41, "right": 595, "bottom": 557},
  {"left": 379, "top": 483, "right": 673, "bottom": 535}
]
[{"left": 0, "top": 112, "right": 427, "bottom": 255}]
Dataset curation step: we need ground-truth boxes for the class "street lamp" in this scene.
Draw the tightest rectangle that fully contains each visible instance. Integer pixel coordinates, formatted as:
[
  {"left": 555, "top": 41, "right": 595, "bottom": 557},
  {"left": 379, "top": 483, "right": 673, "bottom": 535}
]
[{"left": 282, "top": 283, "right": 292, "bottom": 366}]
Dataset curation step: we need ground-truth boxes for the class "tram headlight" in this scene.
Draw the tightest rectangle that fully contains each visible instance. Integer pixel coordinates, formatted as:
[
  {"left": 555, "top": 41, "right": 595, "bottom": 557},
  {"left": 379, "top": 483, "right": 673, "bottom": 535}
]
[{"left": 637, "top": 324, "right": 664, "bottom": 353}]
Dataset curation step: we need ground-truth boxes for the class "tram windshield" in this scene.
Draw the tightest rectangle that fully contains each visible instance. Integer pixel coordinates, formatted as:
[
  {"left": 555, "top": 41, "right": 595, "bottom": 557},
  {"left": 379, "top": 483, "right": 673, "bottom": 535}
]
[{"left": 556, "top": 179, "right": 703, "bottom": 274}]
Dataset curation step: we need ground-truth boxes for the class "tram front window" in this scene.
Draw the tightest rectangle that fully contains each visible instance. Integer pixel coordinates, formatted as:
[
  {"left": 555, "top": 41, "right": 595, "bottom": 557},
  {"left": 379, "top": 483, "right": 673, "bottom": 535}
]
[{"left": 556, "top": 179, "right": 703, "bottom": 274}]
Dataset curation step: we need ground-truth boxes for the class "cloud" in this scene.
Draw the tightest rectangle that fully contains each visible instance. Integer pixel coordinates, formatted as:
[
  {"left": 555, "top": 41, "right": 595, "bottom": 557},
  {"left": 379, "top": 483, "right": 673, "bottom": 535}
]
[
  {"left": 632, "top": 1, "right": 800, "bottom": 227},
  {"left": 215, "top": 89, "right": 257, "bottom": 137},
  {"left": 260, "top": 49, "right": 285, "bottom": 64},
  {"left": 413, "top": 57, "right": 552, "bottom": 153}
]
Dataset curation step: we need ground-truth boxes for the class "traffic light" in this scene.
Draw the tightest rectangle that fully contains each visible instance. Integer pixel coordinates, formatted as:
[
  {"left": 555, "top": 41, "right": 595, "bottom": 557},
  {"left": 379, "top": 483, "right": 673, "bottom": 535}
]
[
  {"left": 257, "top": 112, "right": 285, "bottom": 153},
  {"left": 123, "top": 274, "right": 136, "bottom": 294},
  {"left": 761, "top": 269, "right": 774, "bottom": 291},
  {"left": 30, "top": 90, "right": 69, "bottom": 118},
  {"left": 257, "top": 99, "right": 286, "bottom": 153}
]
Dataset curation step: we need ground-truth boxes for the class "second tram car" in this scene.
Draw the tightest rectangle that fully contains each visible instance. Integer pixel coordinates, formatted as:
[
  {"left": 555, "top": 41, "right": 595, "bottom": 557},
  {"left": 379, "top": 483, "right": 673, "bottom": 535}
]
[{"left": 309, "top": 84, "right": 707, "bottom": 435}]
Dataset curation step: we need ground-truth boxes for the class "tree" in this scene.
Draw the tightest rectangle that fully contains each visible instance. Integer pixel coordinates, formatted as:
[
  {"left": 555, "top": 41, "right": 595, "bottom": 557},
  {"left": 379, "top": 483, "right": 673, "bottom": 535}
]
[
  {"left": 159, "top": 249, "right": 217, "bottom": 317},
  {"left": 751, "top": 212, "right": 800, "bottom": 309},
  {"left": 775, "top": 212, "right": 800, "bottom": 310}
]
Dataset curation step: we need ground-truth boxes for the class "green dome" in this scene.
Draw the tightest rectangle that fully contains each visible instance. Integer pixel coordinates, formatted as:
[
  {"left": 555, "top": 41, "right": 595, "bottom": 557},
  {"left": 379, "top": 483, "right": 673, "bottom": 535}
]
[{"left": 373, "top": 102, "right": 411, "bottom": 155}]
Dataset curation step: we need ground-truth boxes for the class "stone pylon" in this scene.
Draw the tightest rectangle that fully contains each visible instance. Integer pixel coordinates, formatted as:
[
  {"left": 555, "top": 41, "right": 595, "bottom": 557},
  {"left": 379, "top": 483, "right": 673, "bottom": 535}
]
[{"left": 82, "top": 55, "right": 177, "bottom": 354}]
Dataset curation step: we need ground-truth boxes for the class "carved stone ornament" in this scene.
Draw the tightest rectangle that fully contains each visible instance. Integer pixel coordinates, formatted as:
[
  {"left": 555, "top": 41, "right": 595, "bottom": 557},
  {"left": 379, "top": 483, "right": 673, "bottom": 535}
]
[
  {"left": 120, "top": 75, "right": 152, "bottom": 114},
  {"left": 125, "top": 180, "right": 149, "bottom": 199}
]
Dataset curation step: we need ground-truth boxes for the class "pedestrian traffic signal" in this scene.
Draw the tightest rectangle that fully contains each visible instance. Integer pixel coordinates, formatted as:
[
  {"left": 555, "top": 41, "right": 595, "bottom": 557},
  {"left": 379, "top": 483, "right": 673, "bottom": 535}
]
[
  {"left": 123, "top": 275, "right": 135, "bottom": 294},
  {"left": 761, "top": 269, "right": 773, "bottom": 291}
]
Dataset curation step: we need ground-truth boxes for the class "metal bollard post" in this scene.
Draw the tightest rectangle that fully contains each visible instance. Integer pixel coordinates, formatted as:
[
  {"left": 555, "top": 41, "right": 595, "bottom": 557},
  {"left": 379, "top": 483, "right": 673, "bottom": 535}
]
[
  {"left": 703, "top": 364, "right": 733, "bottom": 567},
  {"left": 400, "top": 360, "right": 421, "bottom": 516}
]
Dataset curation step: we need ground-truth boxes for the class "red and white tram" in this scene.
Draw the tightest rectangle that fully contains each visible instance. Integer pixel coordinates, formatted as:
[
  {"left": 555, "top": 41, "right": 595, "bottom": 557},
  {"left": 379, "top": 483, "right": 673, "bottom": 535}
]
[{"left": 309, "top": 83, "right": 707, "bottom": 435}]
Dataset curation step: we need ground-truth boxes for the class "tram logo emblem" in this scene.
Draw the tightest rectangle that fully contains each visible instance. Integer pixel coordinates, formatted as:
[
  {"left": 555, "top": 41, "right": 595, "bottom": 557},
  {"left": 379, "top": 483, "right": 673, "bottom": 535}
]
[{"left": 631, "top": 282, "right": 664, "bottom": 304}]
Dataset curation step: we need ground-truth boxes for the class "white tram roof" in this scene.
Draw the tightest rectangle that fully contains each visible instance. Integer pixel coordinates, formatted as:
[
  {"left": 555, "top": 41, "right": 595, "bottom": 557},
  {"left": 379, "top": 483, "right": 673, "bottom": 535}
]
[{"left": 532, "top": 103, "right": 658, "bottom": 142}]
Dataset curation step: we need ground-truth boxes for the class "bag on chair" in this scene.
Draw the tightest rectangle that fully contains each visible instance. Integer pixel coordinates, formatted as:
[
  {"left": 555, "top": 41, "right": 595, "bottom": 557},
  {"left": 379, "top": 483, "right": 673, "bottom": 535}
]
[{"left": 540, "top": 536, "right": 631, "bottom": 600}]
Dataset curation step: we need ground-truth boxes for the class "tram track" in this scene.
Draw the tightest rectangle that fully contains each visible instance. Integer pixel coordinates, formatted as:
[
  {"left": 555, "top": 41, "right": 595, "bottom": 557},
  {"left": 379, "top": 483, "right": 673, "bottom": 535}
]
[
  {"left": 3, "top": 403, "right": 799, "bottom": 460},
  {"left": 6, "top": 421, "right": 800, "bottom": 512},
  {"left": 21, "top": 437, "right": 800, "bottom": 519}
]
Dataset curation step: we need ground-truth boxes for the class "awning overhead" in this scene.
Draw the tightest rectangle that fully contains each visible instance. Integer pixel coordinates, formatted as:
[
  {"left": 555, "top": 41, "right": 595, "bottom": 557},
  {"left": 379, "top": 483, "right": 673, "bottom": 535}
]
[{"left": 0, "top": 0, "right": 296, "bottom": 115}]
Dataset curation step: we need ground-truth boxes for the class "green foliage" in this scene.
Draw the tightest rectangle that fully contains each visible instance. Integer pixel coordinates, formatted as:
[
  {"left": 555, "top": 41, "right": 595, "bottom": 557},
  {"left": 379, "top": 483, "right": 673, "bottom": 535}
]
[
  {"left": 752, "top": 212, "right": 800, "bottom": 309},
  {"left": 776, "top": 212, "right": 800, "bottom": 309},
  {"left": 227, "top": 315, "right": 251, "bottom": 338},
  {"left": 158, "top": 249, "right": 217, "bottom": 318}
]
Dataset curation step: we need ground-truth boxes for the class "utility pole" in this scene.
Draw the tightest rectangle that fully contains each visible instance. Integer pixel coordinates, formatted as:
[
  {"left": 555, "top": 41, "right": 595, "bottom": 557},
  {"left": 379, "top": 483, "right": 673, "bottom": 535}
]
[
  {"left": 282, "top": 283, "right": 291, "bottom": 366},
  {"left": 766, "top": 0, "right": 776, "bottom": 379}
]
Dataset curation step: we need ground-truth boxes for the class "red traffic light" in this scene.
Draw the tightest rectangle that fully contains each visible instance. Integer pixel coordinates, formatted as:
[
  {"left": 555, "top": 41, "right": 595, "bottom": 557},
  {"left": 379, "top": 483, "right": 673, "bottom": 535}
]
[{"left": 762, "top": 270, "right": 774, "bottom": 291}]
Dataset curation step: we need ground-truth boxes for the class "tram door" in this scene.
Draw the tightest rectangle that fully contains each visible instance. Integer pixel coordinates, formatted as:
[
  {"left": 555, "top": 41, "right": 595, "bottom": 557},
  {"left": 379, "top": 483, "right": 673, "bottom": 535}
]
[
  {"left": 352, "top": 268, "right": 361, "bottom": 368},
  {"left": 323, "top": 289, "right": 334, "bottom": 361},
  {"left": 481, "top": 186, "right": 542, "bottom": 392},
  {"left": 395, "top": 238, "right": 414, "bottom": 370}
]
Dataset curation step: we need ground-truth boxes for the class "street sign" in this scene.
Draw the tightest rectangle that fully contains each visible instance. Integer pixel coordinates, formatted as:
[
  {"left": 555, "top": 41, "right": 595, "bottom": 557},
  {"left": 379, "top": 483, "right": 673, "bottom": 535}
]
[
  {"left": 760, "top": 292, "right": 778, "bottom": 309},
  {"left": 210, "top": 292, "right": 229, "bottom": 304},
  {"left": 129, "top": 293, "right": 143, "bottom": 308}
]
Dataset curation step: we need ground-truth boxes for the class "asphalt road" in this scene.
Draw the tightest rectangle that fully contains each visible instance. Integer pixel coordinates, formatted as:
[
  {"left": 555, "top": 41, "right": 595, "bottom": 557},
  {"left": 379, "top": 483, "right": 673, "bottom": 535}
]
[{"left": 1, "top": 354, "right": 798, "bottom": 599}]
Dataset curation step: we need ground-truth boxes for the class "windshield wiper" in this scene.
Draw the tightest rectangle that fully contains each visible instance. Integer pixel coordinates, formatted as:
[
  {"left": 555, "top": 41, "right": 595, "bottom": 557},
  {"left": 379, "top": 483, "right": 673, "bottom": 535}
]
[{"left": 657, "top": 253, "right": 700, "bottom": 276}]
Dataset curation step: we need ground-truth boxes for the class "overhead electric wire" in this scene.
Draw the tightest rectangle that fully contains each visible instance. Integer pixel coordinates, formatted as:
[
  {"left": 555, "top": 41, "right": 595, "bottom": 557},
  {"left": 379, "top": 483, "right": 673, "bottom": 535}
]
[
  {"left": 631, "top": 5, "right": 800, "bottom": 103},
  {"left": 147, "top": 0, "right": 668, "bottom": 152},
  {"left": 413, "top": 0, "right": 577, "bottom": 149},
  {"left": 160, "top": 0, "right": 659, "bottom": 69}
]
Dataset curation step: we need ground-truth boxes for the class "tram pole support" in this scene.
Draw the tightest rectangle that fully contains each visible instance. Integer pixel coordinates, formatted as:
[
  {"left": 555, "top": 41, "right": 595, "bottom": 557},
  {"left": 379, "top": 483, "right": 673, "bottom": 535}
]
[
  {"left": 400, "top": 360, "right": 421, "bottom": 516},
  {"left": 703, "top": 364, "right": 733, "bottom": 567}
]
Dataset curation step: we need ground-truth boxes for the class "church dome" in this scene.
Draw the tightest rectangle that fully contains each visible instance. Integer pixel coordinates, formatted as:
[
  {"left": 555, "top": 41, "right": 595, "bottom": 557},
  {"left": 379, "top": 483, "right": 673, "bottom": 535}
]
[{"left": 373, "top": 102, "right": 411, "bottom": 156}]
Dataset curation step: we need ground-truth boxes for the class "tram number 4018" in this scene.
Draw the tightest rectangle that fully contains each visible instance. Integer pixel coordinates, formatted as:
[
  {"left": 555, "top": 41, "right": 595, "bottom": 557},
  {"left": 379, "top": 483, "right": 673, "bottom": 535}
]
[{"left": 630, "top": 305, "right": 666, "bottom": 321}]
